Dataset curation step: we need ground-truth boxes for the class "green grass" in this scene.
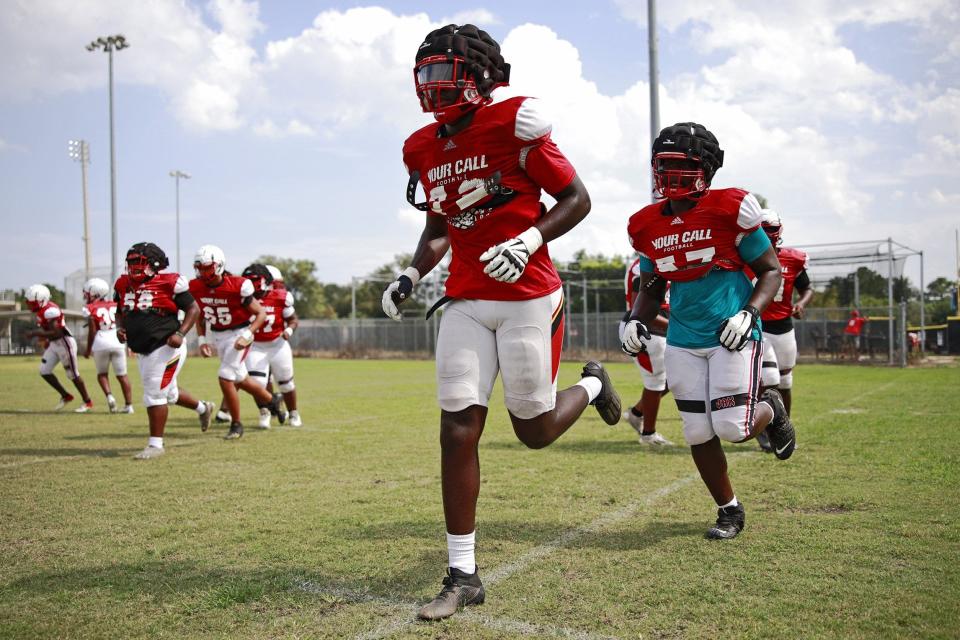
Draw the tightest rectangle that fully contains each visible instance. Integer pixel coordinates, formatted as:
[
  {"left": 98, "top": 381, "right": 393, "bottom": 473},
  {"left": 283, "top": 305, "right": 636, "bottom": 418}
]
[{"left": 0, "top": 355, "right": 958, "bottom": 639}]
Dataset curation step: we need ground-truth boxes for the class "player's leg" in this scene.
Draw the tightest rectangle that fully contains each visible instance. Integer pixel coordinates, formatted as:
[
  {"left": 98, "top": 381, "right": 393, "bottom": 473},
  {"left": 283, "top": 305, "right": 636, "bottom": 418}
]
[
  {"left": 419, "top": 301, "right": 493, "bottom": 621},
  {"left": 246, "top": 345, "right": 272, "bottom": 428},
  {"left": 39, "top": 344, "right": 73, "bottom": 407},
  {"left": 174, "top": 387, "right": 215, "bottom": 432},
  {"left": 111, "top": 347, "right": 134, "bottom": 412},
  {"left": 756, "top": 336, "right": 779, "bottom": 452},
  {"left": 771, "top": 329, "right": 798, "bottom": 415},
  {"left": 634, "top": 336, "right": 672, "bottom": 445},
  {"left": 135, "top": 344, "right": 185, "bottom": 458},
  {"left": 271, "top": 340, "right": 300, "bottom": 426},
  {"left": 60, "top": 337, "right": 92, "bottom": 411},
  {"left": 501, "top": 290, "right": 620, "bottom": 447},
  {"left": 92, "top": 350, "right": 116, "bottom": 410}
]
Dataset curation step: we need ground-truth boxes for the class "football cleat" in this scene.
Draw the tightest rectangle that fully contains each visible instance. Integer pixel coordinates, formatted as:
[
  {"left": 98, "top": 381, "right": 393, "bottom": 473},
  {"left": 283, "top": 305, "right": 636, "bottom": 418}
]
[
  {"left": 257, "top": 408, "right": 271, "bottom": 429},
  {"left": 134, "top": 445, "right": 165, "bottom": 460},
  {"left": 106, "top": 394, "right": 117, "bottom": 413},
  {"left": 706, "top": 502, "right": 745, "bottom": 540},
  {"left": 74, "top": 401, "right": 94, "bottom": 413},
  {"left": 761, "top": 389, "right": 795, "bottom": 460},
  {"left": 624, "top": 409, "right": 644, "bottom": 435},
  {"left": 120, "top": 405, "right": 135, "bottom": 414},
  {"left": 640, "top": 432, "right": 674, "bottom": 447},
  {"left": 269, "top": 393, "right": 287, "bottom": 425},
  {"left": 288, "top": 410, "right": 302, "bottom": 427},
  {"left": 224, "top": 422, "right": 243, "bottom": 440},
  {"left": 417, "top": 567, "right": 485, "bottom": 621},
  {"left": 199, "top": 401, "right": 215, "bottom": 432},
  {"left": 756, "top": 430, "right": 773, "bottom": 453},
  {"left": 581, "top": 361, "right": 621, "bottom": 426},
  {"left": 215, "top": 410, "right": 231, "bottom": 424},
  {"left": 54, "top": 394, "right": 75, "bottom": 411}
]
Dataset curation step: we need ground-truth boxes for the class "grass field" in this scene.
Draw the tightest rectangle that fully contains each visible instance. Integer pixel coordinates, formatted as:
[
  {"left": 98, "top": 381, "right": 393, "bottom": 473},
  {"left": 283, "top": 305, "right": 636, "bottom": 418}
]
[{"left": 0, "top": 355, "right": 958, "bottom": 639}]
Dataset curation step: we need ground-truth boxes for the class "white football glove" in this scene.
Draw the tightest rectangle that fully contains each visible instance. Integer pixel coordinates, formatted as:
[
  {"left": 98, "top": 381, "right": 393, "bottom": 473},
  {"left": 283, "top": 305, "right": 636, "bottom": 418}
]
[
  {"left": 479, "top": 227, "right": 544, "bottom": 284},
  {"left": 718, "top": 306, "right": 760, "bottom": 351},
  {"left": 381, "top": 267, "right": 420, "bottom": 321},
  {"left": 621, "top": 319, "right": 652, "bottom": 357},
  {"left": 234, "top": 328, "right": 254, "bottom": 350}
]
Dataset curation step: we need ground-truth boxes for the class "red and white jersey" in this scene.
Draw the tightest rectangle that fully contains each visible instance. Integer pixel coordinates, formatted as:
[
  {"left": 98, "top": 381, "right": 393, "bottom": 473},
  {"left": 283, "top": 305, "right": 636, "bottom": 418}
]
[
  {"left": 627, "top": 189, "right": 763, "bottom": 282},
  {"left": 115, "top": 273, "right": 187, "bottom": 316},
  {"left": 625, "top": 257, "right": 670, "bottom": 313},
  {"left": 83, "top": 299, "right": 122, "bottom": 350},
  {"left": 255, "top": 288, "right": 295, "bottom": 342},
  {"left": 763, "top": 247, "right": 809, "bottom": 321},
  {"left": 189, "top": 275, "right": 255, "bottom": 330},
  {"left": 403, "top": 97, "right": 575, "bottom": 301},
  {"left": 35, "top": 301, "right": 71, "bottom": 337}
]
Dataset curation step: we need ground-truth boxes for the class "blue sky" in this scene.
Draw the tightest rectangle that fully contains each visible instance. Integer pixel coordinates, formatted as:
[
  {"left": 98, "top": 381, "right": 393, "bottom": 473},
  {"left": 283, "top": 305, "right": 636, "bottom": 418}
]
[{"left": 1, "top": 0, "right": 958, "bottom": 295}]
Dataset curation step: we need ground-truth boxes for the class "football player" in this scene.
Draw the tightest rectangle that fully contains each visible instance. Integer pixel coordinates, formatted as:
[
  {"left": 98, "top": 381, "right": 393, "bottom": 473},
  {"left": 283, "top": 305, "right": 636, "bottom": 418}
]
[
  {"left": 623, "top": 122, "right": 795, "bottom": 540},
  {"left": 190, "top": 245, "right": 283, "bottom": 440},
  {"left": 242, "top": 263, "right": 301, "bottom": 428},
  {"left": 24, "top": 284, "right": 94, "bottom": 412},
  {"left": 382, "top": 24, "right": 620, "bottom": 620},
  {"left": 620, "top": 257, "right": 673, "bottom": 446},
  {"left": 754, "top": 210, "right": 813, "bottom": 452},
  {"left": 82, "top": 277, "right": 133, "bottom": 413},
  {"left": 115, "top": 242, "right": 216, "bottom": 459}
]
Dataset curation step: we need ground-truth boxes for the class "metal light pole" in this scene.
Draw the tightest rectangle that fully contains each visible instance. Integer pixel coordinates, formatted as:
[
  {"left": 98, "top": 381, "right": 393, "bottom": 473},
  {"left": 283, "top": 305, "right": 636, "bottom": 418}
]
[
  {"left": 68, "top": 140, "right": 91, "bottom": 278},
  {"left": 86, "top": 34, "right": 129, "bottom": 285},
  {"left": 648, "top": 0, "right": 661, "bottom": 202},
  {"left": 169, "top": 170, "right": 191, "bottom": 273}
]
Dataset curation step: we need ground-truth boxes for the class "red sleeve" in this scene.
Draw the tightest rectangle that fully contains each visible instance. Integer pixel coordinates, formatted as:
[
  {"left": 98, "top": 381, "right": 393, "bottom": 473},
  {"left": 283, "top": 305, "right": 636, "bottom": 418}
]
[{"left": 522, "top": 138, "right": 576, "bottom": 195}]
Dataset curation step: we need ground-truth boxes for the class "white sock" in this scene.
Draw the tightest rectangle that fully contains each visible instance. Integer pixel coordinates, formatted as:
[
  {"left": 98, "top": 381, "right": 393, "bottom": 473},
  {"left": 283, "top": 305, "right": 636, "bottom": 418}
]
[
  {"left": 107, "top": 393, "right": 116, "bottom": 402},
  {"left": 195, "top": 402, "right": 206, "bottom": 415},
  {"left": 290, "top": 410, "right": 299, "bottom": 418},
  {"left": 446, "top": 531, "right": 476, "bottom": 574},
  {"left": 719, "top": 496, "right": 739, "bottom": 509},
  {"left": 575, "top": 377, "right": 603, "bottom": 403},
  {"left": 148, "top": 436, "right": 164, "bottom": 449}
]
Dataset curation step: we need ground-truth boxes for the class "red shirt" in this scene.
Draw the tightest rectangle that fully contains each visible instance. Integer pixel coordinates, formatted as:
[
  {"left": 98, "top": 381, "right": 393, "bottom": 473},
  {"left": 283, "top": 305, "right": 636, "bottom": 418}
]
[
  {"left": 255, "top": 288, "right": 295, "bottom": 342},
  {"left": 115, "top": 273, "right": 185, "bottom": 316},
  {"left": 762, "top": 247, "right": 809, "bottom": 321},
  {"left": 35, "top": 301, "right": 70, "bottom": 337},
  {"left": 627, "top": 188, "right": 762, "bottom": 282},
  {"left": 403, "top": 96, "right": 575, "bottom": 301},
  {"left": 189, "top": 275, "right": 255, "bottom": 330},
  {"left": 845, "top": 316, "right": 866, "bottom": 336},
  {"left": 83, "top": 300, "right": 119, "bottom": 332}
]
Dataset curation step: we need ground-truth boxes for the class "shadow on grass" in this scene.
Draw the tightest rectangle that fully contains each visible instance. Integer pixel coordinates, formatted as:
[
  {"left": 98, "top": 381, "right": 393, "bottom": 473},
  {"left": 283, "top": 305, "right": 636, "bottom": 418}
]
[
  {"left": 0, "top": 410, "right": 84, "bottom": 416},
  {"left": 0, "top": 447, "right": 127, "bottom": 459},
  {"left": 482, "top": 439, "right": 691, "bottom": 457}
]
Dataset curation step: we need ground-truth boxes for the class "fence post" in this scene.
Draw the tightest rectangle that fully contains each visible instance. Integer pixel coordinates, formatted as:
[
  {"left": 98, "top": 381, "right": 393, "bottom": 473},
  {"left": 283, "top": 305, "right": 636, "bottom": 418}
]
[{"left": 899, "top": 300, "right": 907, "bottom": 368}]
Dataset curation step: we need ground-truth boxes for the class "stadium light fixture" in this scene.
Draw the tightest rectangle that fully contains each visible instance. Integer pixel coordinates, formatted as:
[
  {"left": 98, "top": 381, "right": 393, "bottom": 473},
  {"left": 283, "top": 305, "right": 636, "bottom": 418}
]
[
  {"left": 169, "top": 170, "right": 191, "bottom": 273},
  {"left": 86, "top": 34, "right": 129, "bottom": 285}
]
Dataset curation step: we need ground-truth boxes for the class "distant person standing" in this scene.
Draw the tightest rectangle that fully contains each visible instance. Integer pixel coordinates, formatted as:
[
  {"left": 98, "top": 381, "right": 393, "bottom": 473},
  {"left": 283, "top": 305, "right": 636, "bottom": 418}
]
[
  {"left": 82, "top": 277, "right": 134, "bottom": 413},
  {"left": 844, "top": 310, "right": 867, "bottom": 359}
]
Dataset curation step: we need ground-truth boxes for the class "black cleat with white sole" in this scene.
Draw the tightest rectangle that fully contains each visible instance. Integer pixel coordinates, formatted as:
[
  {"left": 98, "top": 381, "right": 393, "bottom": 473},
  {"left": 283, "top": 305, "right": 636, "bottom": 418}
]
[
  {"left": 224, "top": 422, "right": 244, "bottom": 440},
  {"left": 581, "top": 361, "right": 621, "bottom": 426},
  {"left": 418, "top": 567, "right": 485, "bottom": 621},
  {"left": 761, "top": 389, "right": 795, "bottom": 460},
  {"left": 706, "top": 502, "right": 745, "bottom": 539}
]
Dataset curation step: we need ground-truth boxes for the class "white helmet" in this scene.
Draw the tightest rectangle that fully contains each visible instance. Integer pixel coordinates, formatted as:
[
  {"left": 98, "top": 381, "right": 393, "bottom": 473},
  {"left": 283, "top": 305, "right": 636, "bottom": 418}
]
[
  {"left": 83, "top": 277, "right": 110, "bottom": 302},
  {"left": 25, "top": 283, "right": 51, "bottom": 311},
  {"left": 760, "top": 208, "right": 783, "bottom": 246},
  {"left": 265, "top": 265, "right": 283, "bottom": 283},
  {"left": 194, "top": 244, "right": 226, "bottom": 284}
]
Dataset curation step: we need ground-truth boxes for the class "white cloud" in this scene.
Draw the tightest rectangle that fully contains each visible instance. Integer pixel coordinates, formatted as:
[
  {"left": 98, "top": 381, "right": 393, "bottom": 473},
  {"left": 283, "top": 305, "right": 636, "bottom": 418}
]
[{"left": 441, "top": 10, "right": 500, "bottom": 26}]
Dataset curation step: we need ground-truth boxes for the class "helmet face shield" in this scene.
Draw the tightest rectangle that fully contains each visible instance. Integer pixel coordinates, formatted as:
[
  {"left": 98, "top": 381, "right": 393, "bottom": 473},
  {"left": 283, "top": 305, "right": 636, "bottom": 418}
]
[
  {"left": 194, "top": 262, "right": 221, "bottom": 286},
  {"left": 126, "top": 254, "right": 153, "bottom": 284},
  {"left": 414, "top": 55, "right": 482, "bottom": 122},
  {"left": 653, "top": 152, "right": 708, "bottom": 200}
]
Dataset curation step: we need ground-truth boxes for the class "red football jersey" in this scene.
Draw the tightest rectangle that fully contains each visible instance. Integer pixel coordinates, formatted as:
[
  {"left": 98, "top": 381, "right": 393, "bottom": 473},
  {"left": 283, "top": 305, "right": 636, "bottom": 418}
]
[
  {"left": 255, "top": 288, "right": 295, "bottom": 342},
  {"left": 84, "top": 300, "right": 119, "bottom": 332},
  {"left": 627, "top": 188, "right": 763, "bottom": 282},
  {"left": 189, "top": 275, "right": 255, "bottom": 330},
  {"left": 403, "top": 96, "right": 575, "bottom": 301},
  {"left": 625, "top": 257, "right": 670, "bottom": 312},
  {"left": 115, "top": 273, "right": 185, "bottom": 315},
  {"left": 762, "top": 247, "right": 809, "bottom": 321},
  {"left": 35, "top": 301, "right": 70, "bottom": 336}
]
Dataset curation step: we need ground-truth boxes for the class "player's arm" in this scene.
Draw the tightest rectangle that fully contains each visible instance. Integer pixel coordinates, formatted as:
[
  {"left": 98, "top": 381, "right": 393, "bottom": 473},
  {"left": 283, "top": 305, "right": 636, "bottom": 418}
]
[
  {"left": 282, "top": 292, "right": 298, "bottom": 339},
  {"left": 114, "top": 291, "right": 127, "bottom": 343},
  {"left": 167, "top": 290, "right": 198, "bottom": 349},
  {"left": 621, "top": 269, "right": 665, "bottom": 356},
  {"left": 718, "top": 224, "right": 782, "bottom": 351},
  {"left": 84, "top": 314, "right": 96, "bottom": 358},
  {"left": 382, "top": 214, "right": 449, "bottom": 320},
  {"left": 236, "top": 279, "right": 264, "bottom": 349},
  {"left": 746, "top": 247, "right": 782, "bottom": 314},
  {"left": 196, "top": 311, "right": 212, "bottom": 357},
  {"left": 792, "top": 269, "right": 814, "bottom": 318}
]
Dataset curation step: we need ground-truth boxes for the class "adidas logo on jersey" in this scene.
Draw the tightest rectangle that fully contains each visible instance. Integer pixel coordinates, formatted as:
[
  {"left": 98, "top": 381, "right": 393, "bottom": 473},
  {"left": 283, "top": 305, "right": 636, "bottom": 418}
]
[
  {"left": 671, "top": 216, "right": 684, "bottom": 225},
  {"left": 443, "top": 139, "right": 457, "bottom": 151}
]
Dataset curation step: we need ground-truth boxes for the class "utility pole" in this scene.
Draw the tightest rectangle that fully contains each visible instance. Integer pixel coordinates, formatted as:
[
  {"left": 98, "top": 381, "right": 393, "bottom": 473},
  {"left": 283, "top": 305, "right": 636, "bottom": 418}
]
[
  {"left": 648, "top": 0, "right": 661, "bottom": 202},
  {"left": 68, "top": 140, "right": 91, "bottom": 278},
  {"left": 169, "top": 170, "right": 191, "bottom": 273},
  {"left": 86, "top": 34, "right": 129, "bottom": 284}
]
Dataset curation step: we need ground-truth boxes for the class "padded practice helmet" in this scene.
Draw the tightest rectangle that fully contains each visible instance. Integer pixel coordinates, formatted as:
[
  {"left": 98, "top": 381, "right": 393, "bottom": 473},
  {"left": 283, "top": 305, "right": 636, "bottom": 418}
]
[
  {"left": 414, "top": 24, "right": 510, "bottom": 124},
  {"left": 265, "top": 265, "right": 283, "bottom": 284},
  {"left": 83, "top": 277, "right": 110, "bottom": 303},
  {"left": 25, "top": 283, "right": 51, "bottom": 312},
  {"left": 242, "top": 263, "right": 273, "bottom": 298},
  {"left": 193, "top": 244, "right": 226, "bottom": 286},
  {"left": 126, "top": 242, "right": 169, "bottom": 284},
  {"left": 760, "top": 208, "right": 784, "bottom": 246},
  {"left": 652, "top": 122, "right": 724, "bottom": 200}
]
